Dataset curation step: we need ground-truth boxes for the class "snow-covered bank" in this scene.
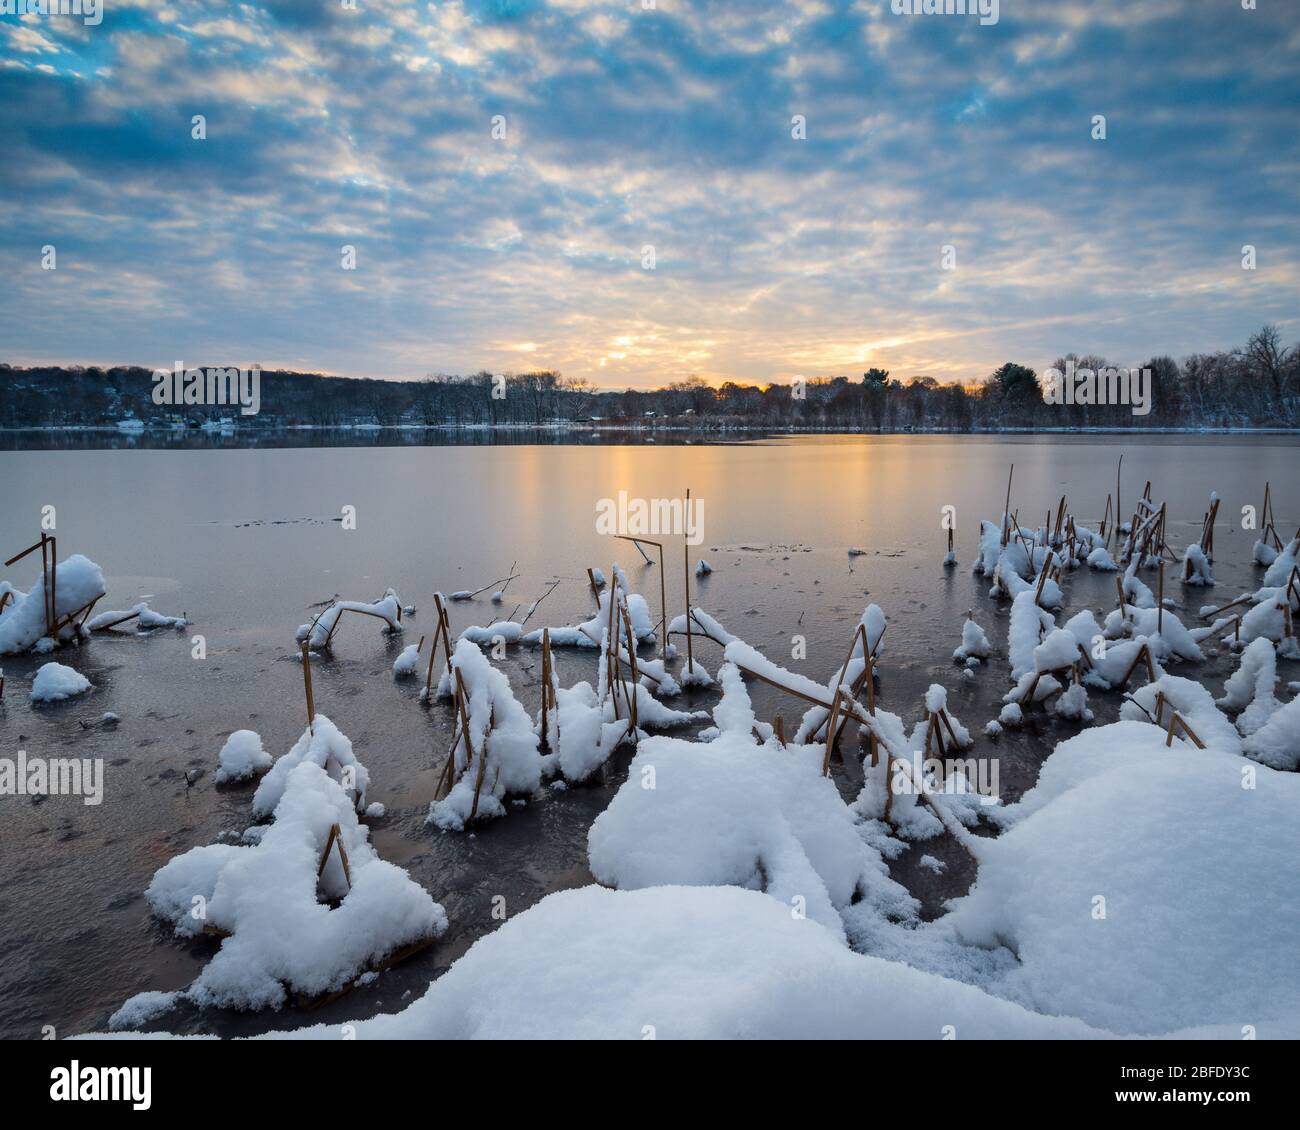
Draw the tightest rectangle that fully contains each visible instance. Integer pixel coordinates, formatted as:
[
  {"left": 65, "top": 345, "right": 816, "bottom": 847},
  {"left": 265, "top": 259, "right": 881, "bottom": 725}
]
[
  {"left": 198, "top": 886, "right": 1107, "bottom": 1040},
  {"left": 942, "top": 721, "right": 1300, "bottom": 1034}
]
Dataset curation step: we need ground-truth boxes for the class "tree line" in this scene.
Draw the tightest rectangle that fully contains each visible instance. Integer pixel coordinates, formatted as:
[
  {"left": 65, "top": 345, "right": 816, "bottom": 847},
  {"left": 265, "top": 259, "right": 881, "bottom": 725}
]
[{"left": 2, "top": 325, "right": 1295, "bottom": 431}]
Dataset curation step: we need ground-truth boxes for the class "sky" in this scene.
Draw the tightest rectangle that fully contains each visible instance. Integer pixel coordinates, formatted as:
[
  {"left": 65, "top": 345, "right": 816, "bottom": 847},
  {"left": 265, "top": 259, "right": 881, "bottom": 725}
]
[{"left": 2, "top": 0, "right": 1297, "bottom": 390}]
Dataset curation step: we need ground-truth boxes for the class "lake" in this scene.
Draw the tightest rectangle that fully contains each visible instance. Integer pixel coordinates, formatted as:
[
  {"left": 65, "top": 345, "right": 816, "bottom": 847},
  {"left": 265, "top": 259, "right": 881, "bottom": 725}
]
[{"left": 0, "top": 432, "right": 1295, "bottom": 1038}]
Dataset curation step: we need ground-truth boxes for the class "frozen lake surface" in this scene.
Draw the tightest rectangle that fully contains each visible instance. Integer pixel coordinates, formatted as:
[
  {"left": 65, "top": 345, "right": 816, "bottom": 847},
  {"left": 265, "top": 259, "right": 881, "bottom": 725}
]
[{"left": 0, "top": 432, "right": 1295, "bottom": 1038}]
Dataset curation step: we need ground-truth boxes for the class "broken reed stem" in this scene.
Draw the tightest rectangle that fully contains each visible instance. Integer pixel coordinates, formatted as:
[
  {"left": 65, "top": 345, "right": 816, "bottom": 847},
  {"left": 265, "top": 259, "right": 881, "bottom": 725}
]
[
  {"left": 1157, "top": 560, "right": 1165, "bottom": 634},
  {"left": 540, "top": 627, "right": 553, "bottom": 750},
  {"left": 684, "top": 490, "right": 694, "bottom": 672},
  {"left": 520, "top": 578, "right": 562, "bottom": 628},
  {"left": 821, "top": 688, "right": 842, "bottom": 777},
  {"left": 613, "top": 535, "right": 669, "bottom": 658},
  {"left": 317, "top": 823, "right": 353, "bottom": 891},
  {"left": 424, "top": 594, "right": 452, "bottom": 696},
  {"left": 454, "top": 666, "right": 474, "bottom": 775},
  {"left": 468, "top": 682, "right": 490, "bottom": 823},
  {"left": 300, "top": 640, "right": 316, "bottom": 734},
  {"left": 1165, "top": 711, "right": 1206, "bottom": 749},
  {"left": 773, "top": 715, "right": 785, "bottom": 746},
  {"left": 90, "top": 610, "right": 142, "bottom": 632},
  {"left": 1001, "top": 464, "right": 1014, "bottom": 547},
  {"left": 621, "top": 605, "right": 640, "bottom": 734}
]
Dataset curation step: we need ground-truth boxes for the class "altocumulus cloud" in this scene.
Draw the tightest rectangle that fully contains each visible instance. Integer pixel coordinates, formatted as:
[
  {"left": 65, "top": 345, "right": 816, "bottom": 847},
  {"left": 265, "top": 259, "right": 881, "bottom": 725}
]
[{"left": 1, "top": 0, "right": 1296, "bottom": 388}]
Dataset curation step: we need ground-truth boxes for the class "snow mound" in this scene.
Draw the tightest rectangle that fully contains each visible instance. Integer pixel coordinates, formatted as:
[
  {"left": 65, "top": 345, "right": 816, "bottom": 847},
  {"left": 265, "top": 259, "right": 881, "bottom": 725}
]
[
  {"left": 952, "top": 617, "right": 990, "bottom": 662},
  {"left": 30, "top": 661, "right": 92, "bottom": 702},
  {"left": 1243, "top": 697, "right": 1300, "bottom": 771},
  {"left": 588, "top": 663, "right": 913, "bottom": 941},
  {"left": 145, "top": 761, "right": 445, "bottom": 1010},
  {"left": 215, "top": 730, "right": 272, "bottom": 784},
  {"left": 392, "top": 644, "right": 421, "bottom": 677},
  {"left": 946, "top": 721, "right": 1300, "bottom": 1035},
  {"left": 1218, "top": 637, "right": 1281, "bottom": 736},
  {"left": 427, "top": 639, "right": 542, "bottom": 831},
  {"left": 251, "top": 885, "right": 1101, "bottom": 1040},
  {"left": 253, "top": 714, "right": 370, "bottom": 818}
]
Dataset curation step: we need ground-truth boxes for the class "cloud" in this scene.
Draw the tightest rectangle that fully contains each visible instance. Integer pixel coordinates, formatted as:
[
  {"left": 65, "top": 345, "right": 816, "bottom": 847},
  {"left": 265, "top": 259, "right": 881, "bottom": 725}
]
[{"left": 0, "top": 0, "right": 1296, "bottom": 388}]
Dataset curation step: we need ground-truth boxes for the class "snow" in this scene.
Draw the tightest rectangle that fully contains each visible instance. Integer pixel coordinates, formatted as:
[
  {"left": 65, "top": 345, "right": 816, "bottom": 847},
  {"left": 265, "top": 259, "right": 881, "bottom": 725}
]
[
  {"left": 144, "top": 761, "right": 446, "bottom": 1010},
  {"left": 1051, "top": 682, "right": 1093, "bottom": 721},
  {"left": 252, "top": 714, "right": 370, "bottom": 819},
  {"left": 1033, "top": 628, "right": 1082, "bottom": 674},
  {"left": 0, "top": 554, "right": 106, "bottom": 655},
  {"left": 236, "top": 885, "right": 1106, "bottom": 1040},
  {"left": 1086, "top": 545, "right": 1118, "bottom": 571},
  {"left": 907, "top": 685, "right": 972, "bottom": 751},
  {"left": 392, "top": 644, "right": 421, "bottom": 677},
  {"left": 427, "top": 639, "right": 542, "bottom": 831},
  {"left": 460, "top": 622, "right": 524, "bottom": 646},
  {"left": 30, "top": 661, "right": 93, "bottom": 703},
  {"left": 1218, "top": 637, "right": 1280, "bottom": 735},
  {"left": 1105, "top": 605, "right": 1204, "bottom": 664},
  {"left": 945, "top": 721, "right": 1300, "bottom": 1035},
  {"left": 546, "top": 681, "right": 613, "bottom": 783},
  {"left": 991, "top": 546, "right": 1062, "bottom": 609},
  {"left": 214, "top": 730, "right": 271, "bottom": 784},
  {"left": 1119, "top": 675, "right": 1241, "bottom": 754},
  {"left": 297, "top": 590, "right": 402, "bottom": 649},
  {"left": 1008, "top": 591, "right": 1054, "bottom": 680},
  {"left": 952, "top": 616, "right": 990, "bottom": 662},
  {"left": 588, "top": 663, "right": 911, "bottom": 941},
  {"left": 722, "top": 638, "right": 858, "bottom": 727},
  {"left": 1082, "top": 638, "right": 1162, "bottom": 690},
  {"left": 108, "top": 990, "right": 182, "bottom": 1032},
  {"left": 1181, "top": 542, "right": 1214, "bottom": 586},
  {"left": 971, "top": 520, "right": 1003, "bottom": 576},
  {"left": 524, "top": 589, "right": 654, "bottom": 649},
  {"left": 787, "top": 605, "right": 885, "bottom": 742},
  {"left": 1262, "top": 537, "right": 1299, "bottom": 588},
  {"left": 1242, "top": 697, "right": 1300, "bottom": 771},
  {"left": 1239, "top": 594, "right": 1296, "bottom": 651},
  {"left": 543, "top": 673, "right": 707, "bottom": 786},
  {"left": 667, "top": 607, "right": 737, "bottom": 647},
  {"left": 87, "top": 602, "right": 187, "bottom": 631},
  {"left": 1253, "top": 539, "right": 1279, "bottom": 567}
]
